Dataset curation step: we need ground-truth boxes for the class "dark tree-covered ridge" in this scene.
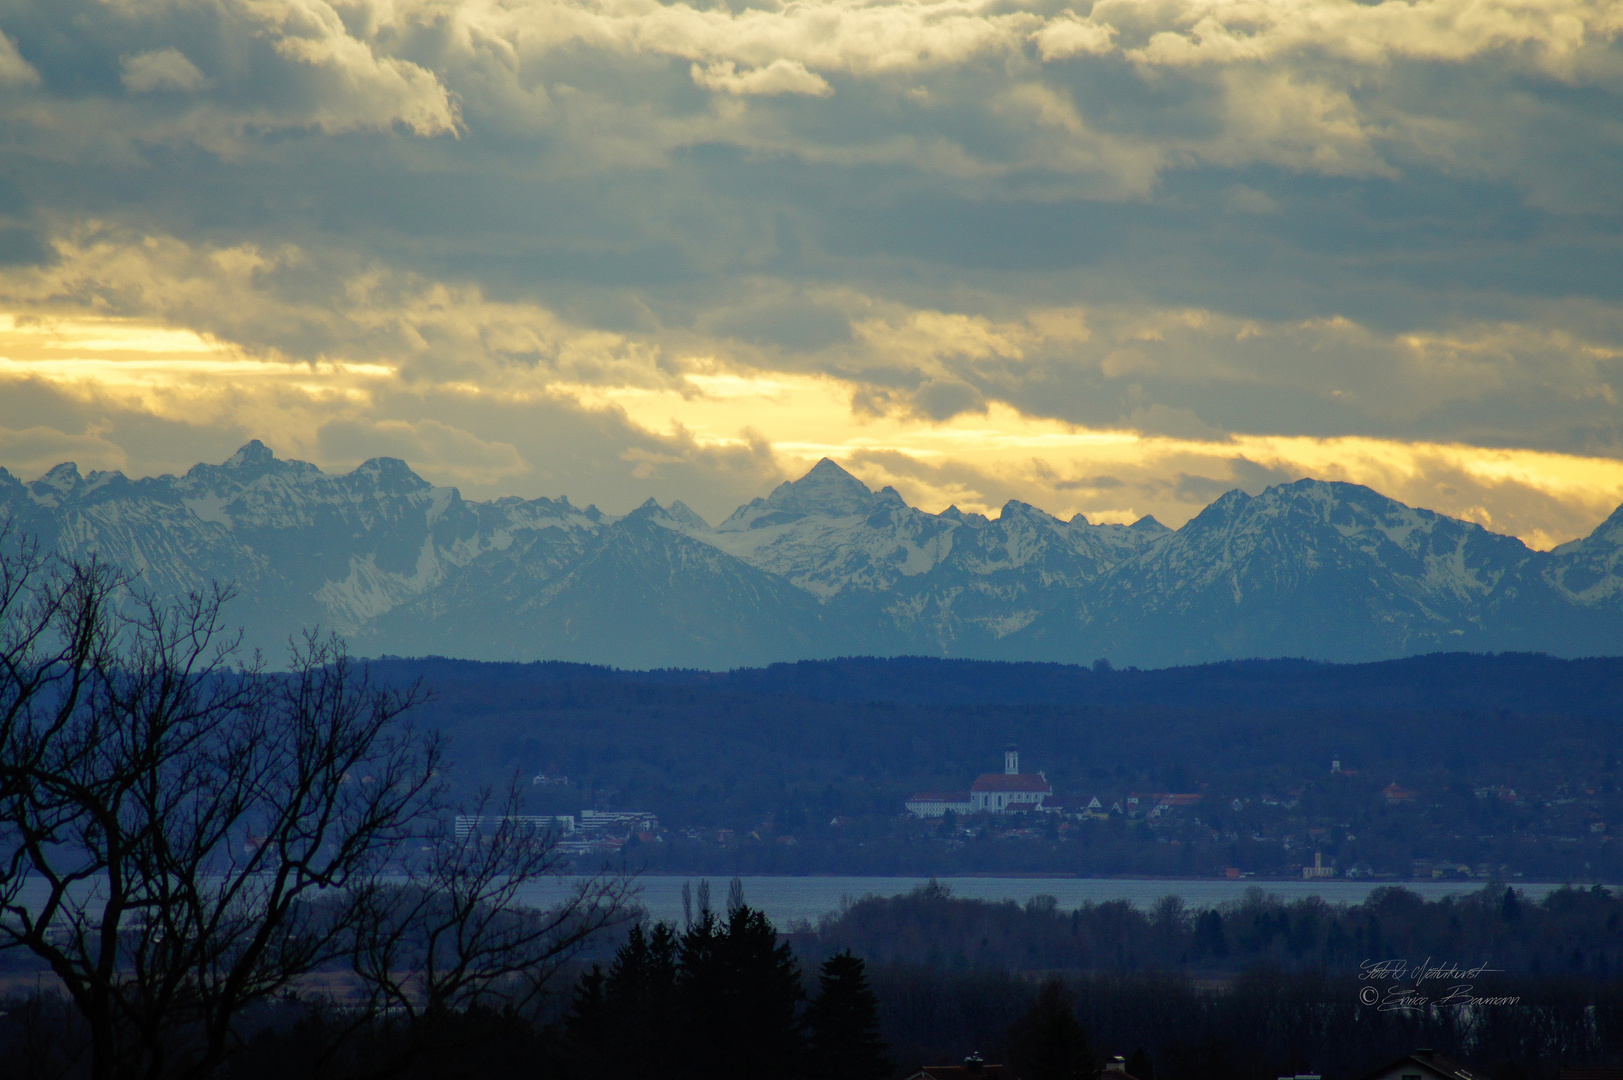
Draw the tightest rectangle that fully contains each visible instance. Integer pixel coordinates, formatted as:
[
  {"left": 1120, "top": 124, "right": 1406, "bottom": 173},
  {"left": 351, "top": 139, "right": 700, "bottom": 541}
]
[{"left": 375, "top": 653, "right": 1623, "bottom": 879}]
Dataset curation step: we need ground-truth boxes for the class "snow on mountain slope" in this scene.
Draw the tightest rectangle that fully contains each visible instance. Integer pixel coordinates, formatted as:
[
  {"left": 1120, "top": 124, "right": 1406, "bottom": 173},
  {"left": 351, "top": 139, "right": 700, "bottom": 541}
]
[
  {"left": 1021, "top": 479, "right": 1570, "bottom": 666},
  {"left": 691, "top": 459, "right": 1165, "bottom": 603},
  {"left": 0, "top": 459, "right": 272, "bottom": 607},
  {"left": 5, "top": 444, "right": 1623, "bottom": 667},
  {"left": 1548, "top": 504, "right": 1623, "bottom": 605},
  {"left": 0, "top": 442, "right": 612, "bottom": 653},
  {"left": 359, "top": 506, "right": 826, "bottom": 667}
]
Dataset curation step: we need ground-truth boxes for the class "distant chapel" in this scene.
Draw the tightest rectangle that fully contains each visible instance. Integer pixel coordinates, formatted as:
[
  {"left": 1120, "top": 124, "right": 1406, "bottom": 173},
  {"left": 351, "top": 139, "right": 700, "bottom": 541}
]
[
  {"left": 905, "top": 747, "right": 1052, "bottom": 817},
  {"left": 970, "top": 747, "right": 1052, "bottom": 811}
]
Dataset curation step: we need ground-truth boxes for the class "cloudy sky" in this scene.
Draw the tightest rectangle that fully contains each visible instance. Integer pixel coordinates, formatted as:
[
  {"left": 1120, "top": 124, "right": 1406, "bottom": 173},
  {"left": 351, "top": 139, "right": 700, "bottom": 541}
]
[{"left": 0, "top": 0, "right": 1620, "bottom": 544}]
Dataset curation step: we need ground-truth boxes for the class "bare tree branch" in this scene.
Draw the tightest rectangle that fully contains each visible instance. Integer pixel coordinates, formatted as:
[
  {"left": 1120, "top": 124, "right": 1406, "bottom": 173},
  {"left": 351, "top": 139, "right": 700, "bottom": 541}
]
[{"left": 0, "top": 536, "right": 629, "bottom": 1080}]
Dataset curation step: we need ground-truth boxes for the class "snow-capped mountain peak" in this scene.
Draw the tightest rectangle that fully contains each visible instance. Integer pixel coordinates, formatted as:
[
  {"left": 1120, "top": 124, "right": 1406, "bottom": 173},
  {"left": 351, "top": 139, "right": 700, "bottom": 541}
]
[
  {"left": 762, "top": 458, "right": 878, "bottom": 518},
  {"left": 5, "top": 444, "right": 1623, "bottom": 668}
]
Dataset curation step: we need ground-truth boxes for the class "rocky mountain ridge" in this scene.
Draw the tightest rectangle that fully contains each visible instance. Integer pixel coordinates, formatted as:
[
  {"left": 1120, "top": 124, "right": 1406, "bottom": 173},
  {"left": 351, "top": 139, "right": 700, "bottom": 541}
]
[{"left": 4, "top": 442, "right": 1621, "bottom": 668}]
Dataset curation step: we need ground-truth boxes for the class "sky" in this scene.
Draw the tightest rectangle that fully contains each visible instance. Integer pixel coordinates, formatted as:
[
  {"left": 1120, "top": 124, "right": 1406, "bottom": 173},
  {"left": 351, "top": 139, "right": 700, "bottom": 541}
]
[{"left": 0, "top": 0, "right": 1620, "bottom": 546}]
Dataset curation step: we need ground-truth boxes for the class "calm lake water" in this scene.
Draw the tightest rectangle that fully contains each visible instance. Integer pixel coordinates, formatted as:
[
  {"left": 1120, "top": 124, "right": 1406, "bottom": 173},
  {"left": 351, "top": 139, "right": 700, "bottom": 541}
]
[
  {"left": 13, "top": 875, "right": 1568, "bottom": 928},
  {"left": 529, "top": 875, "right": 1568, "bottom": 928}
]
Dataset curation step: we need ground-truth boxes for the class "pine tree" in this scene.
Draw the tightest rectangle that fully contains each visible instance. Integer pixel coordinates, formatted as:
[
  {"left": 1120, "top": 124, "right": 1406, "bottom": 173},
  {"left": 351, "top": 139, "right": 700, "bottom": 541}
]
[
  {"left": 602, "top": 923, "right": 680, "bottom": 1074},
  {"left": 1007, "top": 979, "right": 1093, "bottom": 1080},
  {"left": 806, "top": 951, "right": 892, "bottom": 1080},
  {"left": 678, "top": 905, "right": 804, "bottom": 1080},
  {"left": 561, "top": 964, "right": 611, "bottom": 1080}
]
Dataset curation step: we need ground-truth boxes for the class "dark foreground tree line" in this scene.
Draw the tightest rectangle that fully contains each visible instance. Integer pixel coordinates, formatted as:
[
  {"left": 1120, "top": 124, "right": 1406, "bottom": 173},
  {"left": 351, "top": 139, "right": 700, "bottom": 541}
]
[
  {"left": 11, "top": 880, "right": 1623, "bottom": 1079},
  {"left": 814, "top": 879, "right": 1623, "bottom": 976}
]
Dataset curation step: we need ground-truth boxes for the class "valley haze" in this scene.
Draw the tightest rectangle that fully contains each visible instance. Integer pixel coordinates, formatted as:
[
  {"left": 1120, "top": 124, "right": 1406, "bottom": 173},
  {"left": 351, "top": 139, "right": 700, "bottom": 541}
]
[{"left": 6, "top": 441, "right": 1623, "bottom": 669}]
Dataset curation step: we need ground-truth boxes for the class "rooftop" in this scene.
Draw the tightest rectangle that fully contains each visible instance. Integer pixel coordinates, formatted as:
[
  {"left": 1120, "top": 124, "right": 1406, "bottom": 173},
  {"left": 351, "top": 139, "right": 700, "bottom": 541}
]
[{"left": 971, "top": 773, "right": 1052, "bottom": 793}]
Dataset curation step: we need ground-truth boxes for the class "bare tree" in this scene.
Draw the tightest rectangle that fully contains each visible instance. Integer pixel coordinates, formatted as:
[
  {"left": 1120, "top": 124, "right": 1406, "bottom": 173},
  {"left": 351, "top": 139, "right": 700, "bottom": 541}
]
[
  {"left": 321, "top": 786, "right": 630, "bottom": 1076},
  {"left": 0, "top": 527, "right": 630, "bottom": 1080}
]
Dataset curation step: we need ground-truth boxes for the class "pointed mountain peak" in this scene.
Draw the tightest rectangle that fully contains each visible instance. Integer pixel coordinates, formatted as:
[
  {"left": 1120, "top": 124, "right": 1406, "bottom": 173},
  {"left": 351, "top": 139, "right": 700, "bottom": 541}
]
[
  {"left": 621, "top": 497, "right": 668, "bottom": 525},
  {"left": 352, "top": 457, "right": 429, "bottom": 492},
  {"left": 1555, "top": 499, "right": 1623, "bottom": 553},
  {"left": 665, "top": 500, "right": 710, "bottom": 530},
  {"left": 184, "top": 440, "right": 321, "bottom": 488},
  {"left": 940, "top": 504, "right": 989, "bottom": 525},
  {"left": 998, "top": 499, "right": 1055, "bottom": 523},
  {"left": 626, "top": 497, "right": 712, "bottom": 532},
  {"left": 35, "top": 461, "right": 83, "bottom": 494},
  {"left": 1129, "top": 514, "right": 1168, "bottom": 533},
  {"left": 224, "top": 440, "right": 275, "bottom": 469},
  {"left": 765, "top": 458, "right": 877, "bottom": 518}
]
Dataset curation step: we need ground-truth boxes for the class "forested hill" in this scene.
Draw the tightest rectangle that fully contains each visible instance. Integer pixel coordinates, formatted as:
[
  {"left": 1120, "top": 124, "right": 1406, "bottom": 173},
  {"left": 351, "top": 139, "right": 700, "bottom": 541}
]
[
  {"left": 369, "top": 650, "right": 1623, "bottom": 712},
  {"left": 366, "top": 652, "right": 1623, "bottom": 880}
]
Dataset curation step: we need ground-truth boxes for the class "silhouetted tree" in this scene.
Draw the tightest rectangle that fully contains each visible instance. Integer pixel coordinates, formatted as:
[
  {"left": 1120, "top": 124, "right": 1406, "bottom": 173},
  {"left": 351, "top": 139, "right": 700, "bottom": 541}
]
[
  {"left": 1195, "top": 910, "right": 1228, "bottom": 960},
  {"left": 562, "top": 964, "right": 611, "bottom": 1080},
  {"left": 600, "top": 922, "right": 680, "bottom": 1074},
  {"left": 1008, "top": 979, "right": 1092, "bottom": 1080},
  {"left": 806, "top": 951, "right": 892, "bottom": 1080},
  {"left": 678, "top": 904, "right": 804, "bottom": 1080},
  {"left": 0, "top": 538, "right": 628, "bottom": 1080}
]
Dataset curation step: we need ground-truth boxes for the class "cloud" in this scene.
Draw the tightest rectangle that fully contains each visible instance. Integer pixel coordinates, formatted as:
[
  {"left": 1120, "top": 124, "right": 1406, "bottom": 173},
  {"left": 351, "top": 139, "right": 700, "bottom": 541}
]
[
  {"left": 120, "top": 48, "right": 209, "bottom": 93},
  {"left": 0, "top": 30, "right": 39, "bottom": 87},
  {"left": 0, "top": 0, "right": 1621, "bottom": 552},
  {"left": 1033, "top": 16, "right": 1119, "bottom": 60},
  {"left": 242, "top": 0, "right": 461, "bottom": 136},
  {"left": 1104, "top": 0, "right": 1623, "bottom": 75},
  {"left": 316, "top": 418, "right": 528, "bottom": 487},
  {"left": 691, "top": 59, "right": 833, "bottom": 97}
]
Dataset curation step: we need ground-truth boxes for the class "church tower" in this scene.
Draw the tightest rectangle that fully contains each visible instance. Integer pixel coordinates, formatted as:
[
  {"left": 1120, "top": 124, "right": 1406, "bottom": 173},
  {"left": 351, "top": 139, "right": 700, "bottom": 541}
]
[{"left": 1005, "top": 745, "right": 1019, "bottom": 775}]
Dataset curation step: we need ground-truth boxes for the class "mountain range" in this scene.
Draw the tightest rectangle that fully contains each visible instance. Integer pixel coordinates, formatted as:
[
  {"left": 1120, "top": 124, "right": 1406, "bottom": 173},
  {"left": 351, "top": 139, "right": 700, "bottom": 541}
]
[{"left": 4, "top": 441, "right": 1622, "bottom": 668}]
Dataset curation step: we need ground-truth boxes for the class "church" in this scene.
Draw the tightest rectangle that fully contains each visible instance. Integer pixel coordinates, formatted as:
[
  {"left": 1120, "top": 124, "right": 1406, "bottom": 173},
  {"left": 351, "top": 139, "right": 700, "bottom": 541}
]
[{"left": 905, "top": 747, "right": 1052, "bottom": 817}]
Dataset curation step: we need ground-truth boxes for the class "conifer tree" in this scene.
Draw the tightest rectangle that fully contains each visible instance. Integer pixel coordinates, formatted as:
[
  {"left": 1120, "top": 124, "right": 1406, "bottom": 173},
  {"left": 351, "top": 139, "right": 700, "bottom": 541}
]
[
  {"left": 806, "top": 951, "right": 892, "bottom": 1080},
  {"left": 562, "top": 964, "right": 611, "bottom": 1080},
  {"left": 678, "top": 905, "right": 804, "bottom": 1080},
  {"left": 603, "top": 922, "right": 680, "bottom": 1074},
  {"left": 1007, "top": 979, "right": 1093, "bottom": 1080}
]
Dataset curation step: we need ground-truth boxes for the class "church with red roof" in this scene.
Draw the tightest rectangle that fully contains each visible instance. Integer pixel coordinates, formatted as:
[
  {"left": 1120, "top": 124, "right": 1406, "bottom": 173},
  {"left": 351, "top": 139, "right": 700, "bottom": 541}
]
[
  {"left": 905, "top": 747, "right": 1052, "bottom": 817},
  {"left": 970, "top": 747, "right": 1052, "bottom": 811}
]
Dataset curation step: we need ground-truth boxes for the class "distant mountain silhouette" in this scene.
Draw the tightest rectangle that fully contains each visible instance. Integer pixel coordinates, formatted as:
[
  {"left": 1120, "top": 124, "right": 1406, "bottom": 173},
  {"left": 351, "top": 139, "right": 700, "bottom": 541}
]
[{"left": 4, "top": 444, "right": 1622, "bottom": 667}]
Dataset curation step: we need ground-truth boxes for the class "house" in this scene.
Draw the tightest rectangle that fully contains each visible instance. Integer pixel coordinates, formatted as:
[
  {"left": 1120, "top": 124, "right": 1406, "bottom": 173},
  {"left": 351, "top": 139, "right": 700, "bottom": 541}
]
[
  {"left": 970, "top": 747, "right": 1052, "bottom": 812},
  {"left": 907, "top": 1053, "right": 1011, "bottom": 1080},
  {"left": 1102, "top": 1056, "right": 1146, "bottom": 1080},
  {"left": 1358, "top": 1048, "right": 1481, "bottom": 1080},
  {"left": 1383, "top": 782, "right": 1417, "bottom": 803},
  {"left": 1040, "top": 793, "right": 1104, "bottom": 819},
  {"left": 1125, "top": 792, "right": 1202, "bottom": 817},
  {"left": 906, "top": 792, "right": 973, "bottom": 818},
  {"left": 453, "top": 814, "right": 575, "bottom": 841}
]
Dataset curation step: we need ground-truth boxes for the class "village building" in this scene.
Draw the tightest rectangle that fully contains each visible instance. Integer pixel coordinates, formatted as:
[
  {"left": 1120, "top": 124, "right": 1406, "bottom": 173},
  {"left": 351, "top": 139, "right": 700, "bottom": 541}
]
[
  {"left": 1358, "top": 1048, "right": 1479, "bottom": 1080},
  {"left": 908, "top": 1053, "right": 1010, "bottom": 1080},
  {"left": 971, "top": 747, "right": 1052, "bottom": 811},
  {"left": 906, "top": 747, "right": 1053, "bottom": 817},
  {"left": 1124, "top": 792, "right": 1203, "bottom": 818},
  {"left": 904, "top": 792, "right": 972, "bottom": 817}
]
